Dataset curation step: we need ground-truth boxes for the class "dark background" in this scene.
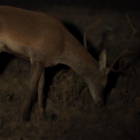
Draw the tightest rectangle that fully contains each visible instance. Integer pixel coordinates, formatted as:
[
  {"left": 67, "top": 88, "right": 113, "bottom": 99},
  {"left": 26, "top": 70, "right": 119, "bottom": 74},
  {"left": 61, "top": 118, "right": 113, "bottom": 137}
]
[{"left": 0, "top": 0, "right": 140, "bottom": 11}]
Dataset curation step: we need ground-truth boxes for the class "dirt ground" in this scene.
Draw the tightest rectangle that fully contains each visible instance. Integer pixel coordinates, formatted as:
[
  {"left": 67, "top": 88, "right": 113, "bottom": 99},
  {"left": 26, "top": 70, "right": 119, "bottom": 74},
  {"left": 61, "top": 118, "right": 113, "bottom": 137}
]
[{"left": 0, "top": 5, "right": 140, "bottom": 140}]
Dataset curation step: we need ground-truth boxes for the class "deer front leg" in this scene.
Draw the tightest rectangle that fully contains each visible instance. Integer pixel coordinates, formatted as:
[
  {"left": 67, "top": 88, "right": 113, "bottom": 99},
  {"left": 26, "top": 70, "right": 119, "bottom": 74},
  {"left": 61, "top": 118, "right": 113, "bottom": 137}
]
[
  {"left": 22, "top": 62, "right": 44, "bottom": 121},
  {"left": 38, "top": 71, "right": 46, "bottom": 119}
]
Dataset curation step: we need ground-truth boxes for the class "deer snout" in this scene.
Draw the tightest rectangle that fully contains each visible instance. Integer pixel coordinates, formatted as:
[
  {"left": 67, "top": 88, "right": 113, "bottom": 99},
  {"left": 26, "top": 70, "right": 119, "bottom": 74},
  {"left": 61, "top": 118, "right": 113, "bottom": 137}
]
[{"left": 95, "top": 100, "right": 104, "bottom": 107}]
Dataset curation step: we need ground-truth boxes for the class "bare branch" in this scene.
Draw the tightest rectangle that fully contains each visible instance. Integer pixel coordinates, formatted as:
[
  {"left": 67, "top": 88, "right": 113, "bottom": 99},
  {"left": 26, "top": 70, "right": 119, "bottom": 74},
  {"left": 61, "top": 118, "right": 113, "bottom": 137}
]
[{"left": 83, "top": 18, "right": 102, "bottom": 49}]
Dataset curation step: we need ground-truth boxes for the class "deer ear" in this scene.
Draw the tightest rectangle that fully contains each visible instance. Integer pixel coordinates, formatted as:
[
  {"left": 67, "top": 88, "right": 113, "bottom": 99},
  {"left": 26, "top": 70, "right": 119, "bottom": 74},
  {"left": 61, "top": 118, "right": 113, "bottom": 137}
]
[{"left": 99, "top": 49, "right": 107, "bottom": 71}]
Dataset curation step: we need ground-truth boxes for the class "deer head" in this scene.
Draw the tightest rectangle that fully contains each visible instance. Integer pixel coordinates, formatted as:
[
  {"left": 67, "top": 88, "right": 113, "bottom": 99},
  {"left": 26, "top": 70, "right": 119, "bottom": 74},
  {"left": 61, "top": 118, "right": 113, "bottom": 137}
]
[{"left": 83, "top": 15, "right": 137, "bottom": 107}]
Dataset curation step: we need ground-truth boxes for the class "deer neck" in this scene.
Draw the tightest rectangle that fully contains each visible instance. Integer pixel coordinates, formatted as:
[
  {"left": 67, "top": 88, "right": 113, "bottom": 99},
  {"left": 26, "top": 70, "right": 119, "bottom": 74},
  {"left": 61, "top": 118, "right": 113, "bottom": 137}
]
[{"left": 59, "top": 38, "right": 99, "bottom": 76}]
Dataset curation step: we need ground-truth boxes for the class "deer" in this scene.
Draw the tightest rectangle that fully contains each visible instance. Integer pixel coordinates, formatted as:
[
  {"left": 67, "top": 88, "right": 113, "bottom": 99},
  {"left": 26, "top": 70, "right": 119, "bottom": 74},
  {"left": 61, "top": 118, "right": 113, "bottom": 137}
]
[{"left": 0, "top": 6, "right": 137, "bottom": 121}]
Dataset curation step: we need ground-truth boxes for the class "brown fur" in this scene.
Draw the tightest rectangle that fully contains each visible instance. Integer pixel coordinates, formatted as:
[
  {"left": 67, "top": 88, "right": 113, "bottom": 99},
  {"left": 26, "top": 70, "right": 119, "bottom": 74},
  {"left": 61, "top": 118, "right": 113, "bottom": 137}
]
[{"left": 0, "top": 6, "right": 109, "bottom": 121}]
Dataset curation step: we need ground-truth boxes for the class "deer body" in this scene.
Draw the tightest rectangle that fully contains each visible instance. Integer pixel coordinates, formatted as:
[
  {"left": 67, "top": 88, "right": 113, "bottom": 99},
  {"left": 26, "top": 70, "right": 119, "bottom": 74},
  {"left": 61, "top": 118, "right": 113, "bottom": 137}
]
[{"left": 0, "top": 6, "right": 111, "bottom": 121}]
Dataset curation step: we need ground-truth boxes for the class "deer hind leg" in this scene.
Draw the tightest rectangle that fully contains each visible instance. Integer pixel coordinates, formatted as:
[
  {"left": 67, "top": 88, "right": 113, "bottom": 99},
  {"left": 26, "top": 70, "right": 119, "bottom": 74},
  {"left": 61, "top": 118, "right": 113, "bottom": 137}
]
[
  {"left": 22, "top": 62, "right": 44, "bottom": 121},
  {"left": 38, "top": 71, "right": 46, "bottom": 119}
]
